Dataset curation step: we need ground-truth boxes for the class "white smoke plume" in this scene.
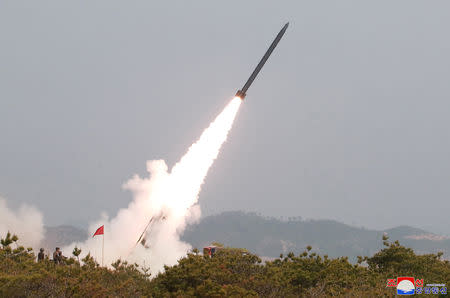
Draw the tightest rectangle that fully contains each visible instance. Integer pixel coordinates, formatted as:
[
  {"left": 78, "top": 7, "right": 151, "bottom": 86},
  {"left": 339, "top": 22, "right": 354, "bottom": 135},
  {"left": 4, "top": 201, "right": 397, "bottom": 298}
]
[
  {"left": 0, "top": 197, "right": 44, "bottom": 249},
  {"left": 66, "top": 97, "right": 241, "bottom": 274}
]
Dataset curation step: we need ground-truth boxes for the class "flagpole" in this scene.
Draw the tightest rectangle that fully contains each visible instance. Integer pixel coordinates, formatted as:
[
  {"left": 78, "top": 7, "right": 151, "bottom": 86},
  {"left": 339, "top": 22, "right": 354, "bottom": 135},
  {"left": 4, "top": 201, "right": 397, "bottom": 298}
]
[
  {"left": 93, "top": 225, "right": 105, "bottom": 266},
  {"left": 102, "top": 233, "right": 104, "bottom": 267}
]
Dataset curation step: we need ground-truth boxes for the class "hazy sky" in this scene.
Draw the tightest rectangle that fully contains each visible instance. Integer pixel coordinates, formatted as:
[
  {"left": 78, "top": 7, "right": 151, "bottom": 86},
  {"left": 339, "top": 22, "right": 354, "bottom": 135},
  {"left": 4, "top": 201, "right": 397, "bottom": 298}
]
[{"left": 1, "top": 1, "right": 449, "bottom": 235}]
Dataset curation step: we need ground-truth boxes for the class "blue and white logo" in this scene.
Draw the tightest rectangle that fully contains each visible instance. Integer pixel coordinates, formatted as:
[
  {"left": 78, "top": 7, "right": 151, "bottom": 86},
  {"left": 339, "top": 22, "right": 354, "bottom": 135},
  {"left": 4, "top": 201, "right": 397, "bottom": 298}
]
[{"left": 397, "top": 279, "right": 415, "bottom": 295}]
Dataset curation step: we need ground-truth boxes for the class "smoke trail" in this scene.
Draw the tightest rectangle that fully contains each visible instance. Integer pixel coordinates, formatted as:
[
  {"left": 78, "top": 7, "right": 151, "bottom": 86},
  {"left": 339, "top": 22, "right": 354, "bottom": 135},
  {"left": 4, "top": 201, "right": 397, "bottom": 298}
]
[
  {"left": 0, "top": 197, "right": 44, "bottom": 249},
  {"left": 66, "top": 97, "right": 241, "bottom": 274}
]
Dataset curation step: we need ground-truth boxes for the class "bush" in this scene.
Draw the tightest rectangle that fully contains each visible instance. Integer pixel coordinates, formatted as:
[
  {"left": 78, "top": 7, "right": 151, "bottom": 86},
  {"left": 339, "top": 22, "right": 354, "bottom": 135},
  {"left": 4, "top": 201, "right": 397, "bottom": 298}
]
[{"left": 1, "top": 232, "right": 448, "bottom": 297}]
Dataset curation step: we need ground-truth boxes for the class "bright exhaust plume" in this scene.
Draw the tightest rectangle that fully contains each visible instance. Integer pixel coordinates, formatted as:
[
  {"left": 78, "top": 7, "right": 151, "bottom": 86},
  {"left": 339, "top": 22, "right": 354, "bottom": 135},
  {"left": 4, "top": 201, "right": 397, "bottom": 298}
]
[{"left": 65, "top": 97, "right": 241, "bottom": 274}]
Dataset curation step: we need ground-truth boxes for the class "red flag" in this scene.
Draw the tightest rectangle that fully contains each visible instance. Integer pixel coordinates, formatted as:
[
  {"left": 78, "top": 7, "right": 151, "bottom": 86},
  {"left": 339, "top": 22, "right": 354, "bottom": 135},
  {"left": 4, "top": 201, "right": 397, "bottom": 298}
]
[{"left": 92, "top": 225, "right": 104, "bottom": 237}]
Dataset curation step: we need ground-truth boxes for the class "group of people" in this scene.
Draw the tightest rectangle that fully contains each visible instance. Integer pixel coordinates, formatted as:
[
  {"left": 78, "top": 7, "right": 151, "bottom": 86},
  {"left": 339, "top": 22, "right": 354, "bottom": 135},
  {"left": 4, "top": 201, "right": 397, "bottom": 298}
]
[{"left": 37, "top": 247, "right": 65, "bottom": 264}]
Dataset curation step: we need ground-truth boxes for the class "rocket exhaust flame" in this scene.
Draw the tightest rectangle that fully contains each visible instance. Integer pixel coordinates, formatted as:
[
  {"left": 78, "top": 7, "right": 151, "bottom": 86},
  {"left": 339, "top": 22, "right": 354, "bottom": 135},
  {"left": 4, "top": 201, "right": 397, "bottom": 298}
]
[{"left": 65, "top": 97, "right": 241, "bottom": 274}]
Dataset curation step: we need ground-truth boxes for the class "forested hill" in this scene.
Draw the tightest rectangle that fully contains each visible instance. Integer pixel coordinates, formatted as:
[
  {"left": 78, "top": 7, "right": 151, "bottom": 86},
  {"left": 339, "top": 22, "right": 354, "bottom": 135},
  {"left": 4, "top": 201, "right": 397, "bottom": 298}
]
[{"left": 181, "top": 211, "right": 450, "bottom": 260}]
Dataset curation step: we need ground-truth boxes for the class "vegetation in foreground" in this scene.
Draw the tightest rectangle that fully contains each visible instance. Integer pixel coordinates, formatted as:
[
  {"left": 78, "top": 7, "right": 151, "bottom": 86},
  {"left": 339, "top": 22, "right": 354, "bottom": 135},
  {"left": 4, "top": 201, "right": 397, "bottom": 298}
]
[{"left": 1, "top": 232, "right": 449, "bottom": 297}]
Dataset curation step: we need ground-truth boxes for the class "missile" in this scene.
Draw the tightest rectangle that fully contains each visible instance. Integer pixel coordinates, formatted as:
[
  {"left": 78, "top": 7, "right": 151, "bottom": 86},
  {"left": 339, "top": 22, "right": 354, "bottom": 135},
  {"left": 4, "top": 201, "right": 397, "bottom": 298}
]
[{"left": 235, "top": 22, "right": 289, "bottom": 100}]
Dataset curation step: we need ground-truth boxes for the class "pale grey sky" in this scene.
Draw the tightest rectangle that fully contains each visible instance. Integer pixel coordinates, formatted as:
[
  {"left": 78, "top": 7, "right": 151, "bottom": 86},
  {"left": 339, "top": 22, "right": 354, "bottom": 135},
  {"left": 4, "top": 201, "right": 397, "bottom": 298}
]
[{"left": 1, "top": 1, "right": 449, "bottom": 235}]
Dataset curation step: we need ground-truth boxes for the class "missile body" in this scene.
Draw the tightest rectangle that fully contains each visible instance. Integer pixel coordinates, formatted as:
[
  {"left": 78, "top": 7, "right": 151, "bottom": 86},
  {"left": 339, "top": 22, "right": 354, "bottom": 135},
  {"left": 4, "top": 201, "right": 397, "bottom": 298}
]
[{"left": 236, "top": 23, "right": 289, "bottom": 100}]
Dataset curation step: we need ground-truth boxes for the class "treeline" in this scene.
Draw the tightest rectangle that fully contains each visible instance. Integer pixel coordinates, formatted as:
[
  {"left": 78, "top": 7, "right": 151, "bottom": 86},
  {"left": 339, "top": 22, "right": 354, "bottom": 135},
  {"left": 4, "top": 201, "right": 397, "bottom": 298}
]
[{"left": 1, "top": 232, "right": 449, "bottom": 297}]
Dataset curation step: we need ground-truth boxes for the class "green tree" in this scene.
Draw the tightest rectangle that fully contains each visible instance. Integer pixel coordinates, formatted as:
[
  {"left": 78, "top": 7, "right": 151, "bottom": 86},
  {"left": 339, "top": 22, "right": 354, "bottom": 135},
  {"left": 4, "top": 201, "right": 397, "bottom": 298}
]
[{"left": 72, "top": 246, "right": 82, "bottom": 263}]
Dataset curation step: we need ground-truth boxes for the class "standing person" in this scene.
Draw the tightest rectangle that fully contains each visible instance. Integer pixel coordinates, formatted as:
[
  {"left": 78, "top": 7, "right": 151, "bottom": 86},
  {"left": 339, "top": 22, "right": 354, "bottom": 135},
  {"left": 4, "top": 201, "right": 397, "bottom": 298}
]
[
  {"left": 58, "top": 249, "right": 65, "bottom": 264},
  {"left": 53, "top": 247, "right": 61, "bottom": 264},
  {"left": 37, "top": 248, "right": 45, "bottom": 262}
]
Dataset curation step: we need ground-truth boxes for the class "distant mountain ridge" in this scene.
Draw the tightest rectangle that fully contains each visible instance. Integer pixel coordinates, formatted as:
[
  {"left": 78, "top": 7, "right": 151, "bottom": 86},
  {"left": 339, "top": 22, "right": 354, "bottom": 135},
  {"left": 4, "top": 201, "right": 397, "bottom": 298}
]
[
  {"left": 181, "top": 211, "right": 449, "bottom": 260},
  {"left": 42, "top": 225, "right": 87, "bottom": 251},
  {"left": 41, "top": 211, "right": 449, "bottom": 260}
]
